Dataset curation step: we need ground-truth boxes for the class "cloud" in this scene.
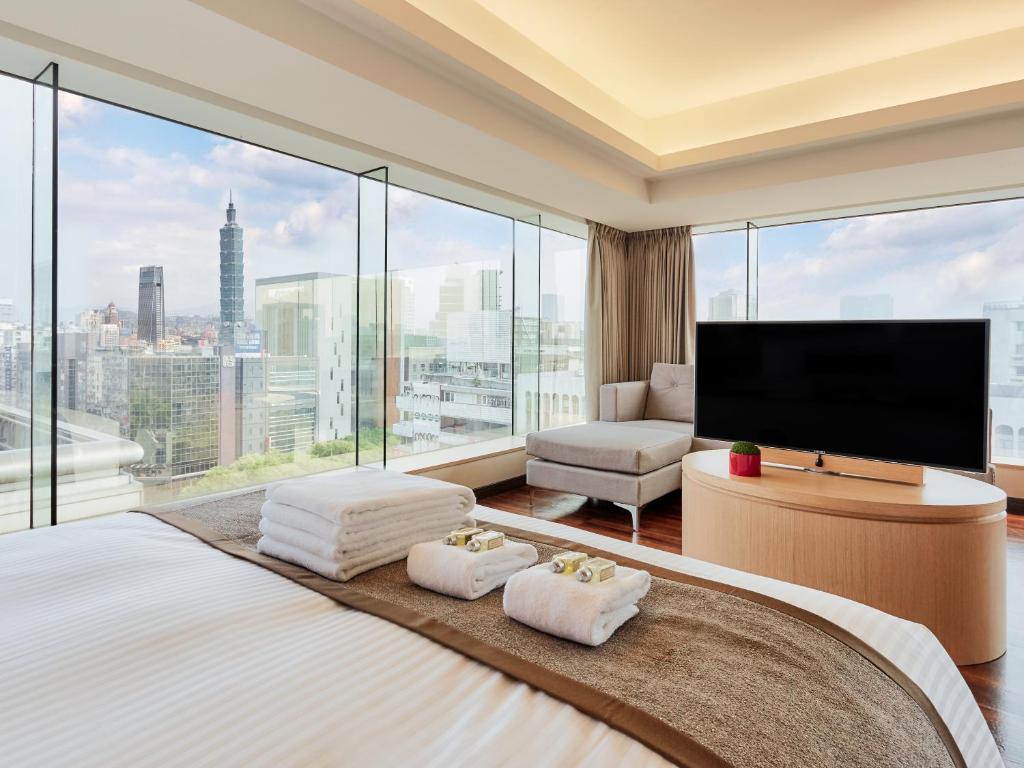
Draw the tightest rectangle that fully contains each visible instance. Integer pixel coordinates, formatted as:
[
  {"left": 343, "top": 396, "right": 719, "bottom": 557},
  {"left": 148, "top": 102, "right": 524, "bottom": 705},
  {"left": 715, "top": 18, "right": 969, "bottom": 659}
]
[
  {"left": 58, "top": 92, "right": 98, "bottom": 127},
  {"left": 754, "top": 202, "right": 1024, "bottom": 319},
  {"left": 57, "top": 102, "right": 361, "bottom": 318}
]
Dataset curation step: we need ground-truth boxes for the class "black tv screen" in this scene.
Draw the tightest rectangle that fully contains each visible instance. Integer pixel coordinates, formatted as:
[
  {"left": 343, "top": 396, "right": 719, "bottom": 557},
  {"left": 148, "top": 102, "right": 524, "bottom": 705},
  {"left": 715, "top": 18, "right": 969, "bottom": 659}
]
[{"left": 694, "top": 320, "right": 990, "bottom": 472}]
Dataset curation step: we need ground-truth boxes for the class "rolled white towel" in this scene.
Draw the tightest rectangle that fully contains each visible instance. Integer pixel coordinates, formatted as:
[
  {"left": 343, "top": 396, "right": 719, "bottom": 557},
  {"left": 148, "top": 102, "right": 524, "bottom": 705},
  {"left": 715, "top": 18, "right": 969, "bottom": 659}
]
[
  {"left": 258, "top": 515, "right": 475, "bottom": 561},
  {"left": 257, "top": 535, "right": 436, "bottom": 582},
  {"left": 260, "top": 500, "right": 468, "bottom": 543},
  {"left": 503, "top": 563, "right": 651, "bottom": 646},
  {"left": 267, "top": 470, "right": 475, "bottom": 525},
  {"left": 407, "top": 539, "right": 539, "bottom": 600}
]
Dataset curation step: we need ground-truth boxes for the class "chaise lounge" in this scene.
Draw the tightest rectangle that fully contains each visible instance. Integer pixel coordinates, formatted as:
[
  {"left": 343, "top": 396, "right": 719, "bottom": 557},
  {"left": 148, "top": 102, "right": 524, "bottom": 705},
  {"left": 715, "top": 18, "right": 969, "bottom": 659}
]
[{"left": 525, "top": 363, "right": 729, "bottom": 531}]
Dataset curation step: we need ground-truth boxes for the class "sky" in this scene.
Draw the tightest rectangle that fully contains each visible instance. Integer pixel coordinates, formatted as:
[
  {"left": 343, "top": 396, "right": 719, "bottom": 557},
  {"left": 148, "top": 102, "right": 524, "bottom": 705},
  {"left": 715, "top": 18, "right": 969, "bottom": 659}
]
[
  {"left": 0, "top": 73, "right": 585, "bottom": 331},
  {"left": 18, "top": 67, "right": 1020, "bottom": 333},
  {"left": 695, "top": 199, "right": 1024, "bottom": 321}
]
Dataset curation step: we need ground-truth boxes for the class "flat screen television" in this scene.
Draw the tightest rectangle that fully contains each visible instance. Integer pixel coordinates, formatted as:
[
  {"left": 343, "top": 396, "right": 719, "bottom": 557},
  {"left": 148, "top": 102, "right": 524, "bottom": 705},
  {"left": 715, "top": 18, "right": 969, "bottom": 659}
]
[{"left": 694, "top": 320, "right": 990, "bottom": 472}]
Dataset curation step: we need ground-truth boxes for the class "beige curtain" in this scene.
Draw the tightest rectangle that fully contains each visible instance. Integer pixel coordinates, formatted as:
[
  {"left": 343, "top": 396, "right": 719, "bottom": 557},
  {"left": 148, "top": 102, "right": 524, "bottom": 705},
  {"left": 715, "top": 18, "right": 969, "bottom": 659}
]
[
  {"left": 584, "top": 222, "right": 696, "bottom": 419},
  {"left": 584, "top": 222, "right": 628, "bottom": 420},
  {"left": 625, "top": 225, "right": 696, "bottom": 378}
]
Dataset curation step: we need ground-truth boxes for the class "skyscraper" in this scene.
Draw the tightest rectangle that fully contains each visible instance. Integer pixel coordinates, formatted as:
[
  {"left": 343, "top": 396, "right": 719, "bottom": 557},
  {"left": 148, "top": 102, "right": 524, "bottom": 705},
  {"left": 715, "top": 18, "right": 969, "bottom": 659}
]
[
  {"left": 708, "top": 288, "right": 741, "bottom": 321},
  {"left": 137, "top": 266, "right": 165, "bottom": 345},
  {"left": 220, "top": 191, "right": 245, "bottom": 349},
  {"left": 541, "top": 293, "right": 564, "bottom": 323},
  {"left": 103, "top": 301, "right": 120, "bottom": 328}
]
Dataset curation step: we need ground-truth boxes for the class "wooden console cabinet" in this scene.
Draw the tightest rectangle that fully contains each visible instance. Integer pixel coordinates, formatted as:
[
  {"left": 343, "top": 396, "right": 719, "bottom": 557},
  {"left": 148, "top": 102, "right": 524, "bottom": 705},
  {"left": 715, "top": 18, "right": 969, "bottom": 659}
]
[{"left": 681, "top": 450, "right": 1007, "bottom": 665}]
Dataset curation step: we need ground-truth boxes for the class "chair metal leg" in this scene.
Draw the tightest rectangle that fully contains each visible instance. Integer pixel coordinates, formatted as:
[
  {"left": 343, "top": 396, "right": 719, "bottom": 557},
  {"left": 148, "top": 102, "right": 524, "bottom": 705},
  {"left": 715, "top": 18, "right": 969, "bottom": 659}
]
[{"left": 613, "top": 502, "right": 644, "bottom": 534}]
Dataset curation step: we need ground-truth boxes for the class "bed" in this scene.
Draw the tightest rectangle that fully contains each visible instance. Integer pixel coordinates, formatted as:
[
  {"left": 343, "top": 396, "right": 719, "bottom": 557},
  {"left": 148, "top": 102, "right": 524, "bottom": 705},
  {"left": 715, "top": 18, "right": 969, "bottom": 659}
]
[{"left": 0, "top": 505, "right": 1003, "bottom": 767}]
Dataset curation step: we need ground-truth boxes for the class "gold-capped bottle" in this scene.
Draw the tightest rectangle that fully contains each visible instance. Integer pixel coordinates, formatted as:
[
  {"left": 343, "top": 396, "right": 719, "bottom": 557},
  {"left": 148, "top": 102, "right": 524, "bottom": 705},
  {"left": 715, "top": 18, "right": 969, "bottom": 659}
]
[
  {"left": 465, "top": 530, "right": 505, "bottom": 552},
  {"left": 550, "top": 551, "right": 588, "bottom": 575},
  {"left": 576, "top": 558, "right": 616, "bottom": 583},
  {"left": 443, "top": 527, "right": 484, "bottom": 546}
]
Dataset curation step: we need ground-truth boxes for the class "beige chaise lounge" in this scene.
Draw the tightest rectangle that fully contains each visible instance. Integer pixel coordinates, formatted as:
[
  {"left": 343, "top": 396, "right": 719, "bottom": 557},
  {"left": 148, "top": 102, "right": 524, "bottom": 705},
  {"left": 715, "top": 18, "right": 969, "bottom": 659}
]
[{"left": 525, "top": 363, "right": 729, "bottom": 531}]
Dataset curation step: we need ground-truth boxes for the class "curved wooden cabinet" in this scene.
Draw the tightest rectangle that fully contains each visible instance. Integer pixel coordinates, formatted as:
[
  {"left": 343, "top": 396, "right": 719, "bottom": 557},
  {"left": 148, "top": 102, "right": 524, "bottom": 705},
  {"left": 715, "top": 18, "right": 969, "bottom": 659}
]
[{"left": 681, "top": 450, "right": 1007, "bottom": 665}]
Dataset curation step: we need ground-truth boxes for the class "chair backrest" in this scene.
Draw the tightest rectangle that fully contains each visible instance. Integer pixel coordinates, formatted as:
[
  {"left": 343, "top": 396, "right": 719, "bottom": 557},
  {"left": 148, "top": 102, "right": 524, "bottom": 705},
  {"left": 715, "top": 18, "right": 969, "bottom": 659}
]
[{"left": 644, "top": 363, "right": 695, "bottom": 422}]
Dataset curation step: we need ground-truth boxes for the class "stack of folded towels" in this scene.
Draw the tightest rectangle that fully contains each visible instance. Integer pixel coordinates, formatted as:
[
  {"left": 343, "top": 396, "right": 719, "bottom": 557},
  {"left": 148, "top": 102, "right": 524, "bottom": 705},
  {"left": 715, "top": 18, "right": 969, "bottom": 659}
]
[
  {"left": 257, "top": 470, "right": 476, "bottom": 581},
  {"left": 407, "top": 532, "right": 539, "bottom": 600},
  {"left": 504, "top": 553, "right": 651, "bottom": 646}
]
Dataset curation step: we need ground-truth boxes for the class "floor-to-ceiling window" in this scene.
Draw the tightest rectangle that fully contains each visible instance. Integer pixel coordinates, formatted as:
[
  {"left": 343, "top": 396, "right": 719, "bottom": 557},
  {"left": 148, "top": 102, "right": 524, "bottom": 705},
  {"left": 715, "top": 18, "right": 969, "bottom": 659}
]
[
  {"left": 1, "top": 64, "right": 589, "bottom": 530},
  {"left": 386, "top": 186, "right": 514, "bottom": 459},
  {"left": 693, "top": 229, "right": 747, "bottom": 321},
  {"left": 698, "top": 198, "right": 1024, "bottom": 463},
  {"left": 52, "top": 89, "right": 360, "bottom": 518},
  {"left": 0, "top": 72, "right": 34, "bottom": 532},
  {"left": 538, "top": 228, "right": 586, "bottom": 428}
]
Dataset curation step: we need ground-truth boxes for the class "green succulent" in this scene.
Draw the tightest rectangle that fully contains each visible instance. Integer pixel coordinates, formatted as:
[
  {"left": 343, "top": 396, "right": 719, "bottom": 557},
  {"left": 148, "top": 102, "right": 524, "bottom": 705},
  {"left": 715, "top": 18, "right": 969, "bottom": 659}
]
[{"left": 730, "top": 441, "right": 761, "bottom": 456}]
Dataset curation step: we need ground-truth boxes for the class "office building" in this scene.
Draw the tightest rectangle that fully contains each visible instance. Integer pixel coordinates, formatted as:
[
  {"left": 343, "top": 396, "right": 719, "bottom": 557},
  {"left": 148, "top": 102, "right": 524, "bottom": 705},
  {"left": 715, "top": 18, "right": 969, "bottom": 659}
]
[
  {"left": 219, "top": 192, "right": 245, "bottom": 349},
  {"left": 136, "top": 266, "right": 165, "bottom": 345}
]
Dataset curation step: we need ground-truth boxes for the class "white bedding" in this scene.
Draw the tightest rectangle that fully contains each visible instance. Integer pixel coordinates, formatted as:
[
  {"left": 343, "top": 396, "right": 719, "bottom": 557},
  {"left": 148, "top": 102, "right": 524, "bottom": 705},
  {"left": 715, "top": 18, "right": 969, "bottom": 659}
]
[{"left": 0, "top": 507, "right": 1002, "bottom": 768}]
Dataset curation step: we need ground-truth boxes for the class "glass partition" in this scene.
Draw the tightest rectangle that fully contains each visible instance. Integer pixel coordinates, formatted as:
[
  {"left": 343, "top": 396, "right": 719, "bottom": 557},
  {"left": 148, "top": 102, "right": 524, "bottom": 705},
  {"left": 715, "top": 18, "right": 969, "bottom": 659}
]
[
  {"left": 386, "top": 186, "right": 514, "bottom": 459},
  {"left": 693, "top": 229, "right": 746, "bottom": 322},
  {"left": 0, "top": 62, "right": 589, "bottom": 531},
  {"left": 0, "top": 72, "right": 35, "bottom": 533},
  {"left": 357, "top": 167, "right": 388, "bottom": 466},
  {"left": 513, "top": 216, "right": 540, "bottom": 435},
  {"left": 49, "top": 87, "right": 360, "bottom": 517},
  {"left": 31, "top": 64, "right": 57, "bottom": 529},
  {"left": 539, "top": 228, "right": 586, "bottom": 427}
]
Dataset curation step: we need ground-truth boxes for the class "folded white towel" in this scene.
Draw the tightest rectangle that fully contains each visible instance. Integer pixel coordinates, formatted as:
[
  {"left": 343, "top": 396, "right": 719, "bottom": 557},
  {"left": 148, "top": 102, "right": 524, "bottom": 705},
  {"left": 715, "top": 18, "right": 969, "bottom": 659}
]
[
  {"left": 260, "top": 500, "right": 469, "bottom": 544},
  {"left": 267, "top": 470, "right": 475, "bottom": 525},
  {"left": 258, "top": 514, "right": 475, "bottom": 561},
  {"left": 407, "top": 539, "right": 538, "bottom": 600},
  {"left": 257, "top": 534, "right": 439, "bottom": 582},
  {"left": 503, "top": 563, "right": 651, "bottom": 646}
]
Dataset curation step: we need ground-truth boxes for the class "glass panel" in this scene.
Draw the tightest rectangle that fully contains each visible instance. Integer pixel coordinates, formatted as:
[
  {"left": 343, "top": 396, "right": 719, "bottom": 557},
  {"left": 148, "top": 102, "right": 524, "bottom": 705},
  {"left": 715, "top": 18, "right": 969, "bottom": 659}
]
[
  {"left": 746, "top": 222, "right": 759, "bottom": 321},
  {"left": 357, "top": 168, "right": 387, "bottom": 465},
  {"left": 513, "top": 217, "right": 539, "bottom": 435},
  {"left": 757, "top": 199, "right": 1024, "bottom": 461},
  {"left": 539, "top": 228, "right": 586, "bottom": 428},
  {"left": 0, "top": 72, "right": 35, "bottom": 533},
  {"left": 31, "top": 64, "right": 57, "bottom": 529},
  {"left": 693, "top": 229, "right": 746, "bottom": 322},
  {"left": 387, "top": 186, "right": 514, "bottom": 458},
  {"left": 53, "top": 91, "right": 358, "bottom": 516}
]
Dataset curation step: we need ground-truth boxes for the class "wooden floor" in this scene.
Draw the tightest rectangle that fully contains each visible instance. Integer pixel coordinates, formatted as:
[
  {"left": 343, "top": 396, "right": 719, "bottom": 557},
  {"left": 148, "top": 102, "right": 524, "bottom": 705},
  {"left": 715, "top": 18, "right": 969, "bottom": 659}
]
[{"left": 482, "top": 484, "right": 1024, "bottom": 768}]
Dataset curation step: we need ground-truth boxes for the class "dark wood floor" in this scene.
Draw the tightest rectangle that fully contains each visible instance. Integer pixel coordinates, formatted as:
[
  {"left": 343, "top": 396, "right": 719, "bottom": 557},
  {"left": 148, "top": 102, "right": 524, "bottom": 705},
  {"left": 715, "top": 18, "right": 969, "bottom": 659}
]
[{"left": 482, "top": 484, "right": 1024, "bottom": 768}]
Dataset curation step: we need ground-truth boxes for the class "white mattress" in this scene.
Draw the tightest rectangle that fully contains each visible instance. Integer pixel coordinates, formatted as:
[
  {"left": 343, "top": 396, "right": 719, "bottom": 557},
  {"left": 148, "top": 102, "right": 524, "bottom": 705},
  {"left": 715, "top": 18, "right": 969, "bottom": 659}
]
[{"left": 0, "top": 507, "right": 1002, "bottom": 768}]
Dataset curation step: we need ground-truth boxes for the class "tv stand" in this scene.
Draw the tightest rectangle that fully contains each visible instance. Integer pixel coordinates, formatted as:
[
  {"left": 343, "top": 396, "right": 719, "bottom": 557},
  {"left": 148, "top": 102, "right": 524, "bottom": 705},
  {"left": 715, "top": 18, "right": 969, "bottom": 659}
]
[
  {"left": 681, "top": 449, "right": 1006, "bottom": 664},
  {"left": 760, "top": 446, "right": 924, "bottom": 485}
]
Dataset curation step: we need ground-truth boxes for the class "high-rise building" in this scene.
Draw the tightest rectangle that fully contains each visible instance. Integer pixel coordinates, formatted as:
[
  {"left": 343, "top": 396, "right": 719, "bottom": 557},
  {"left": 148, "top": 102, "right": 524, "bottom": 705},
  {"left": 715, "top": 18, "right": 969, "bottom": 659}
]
[
  {"left": 99, "top": 324, "right": 120, "bottom": 348},
  {"left": 255, "top": 272, "right": 355, "bottom": 448},
  {"left": 129, "top": 354, "right": 220, "bottom": 476},
  {"left": 839, "top": 294, "right": 894, "bottom": 320},
  {"left": 708, "top": 289, "right": 742, "bottom": 321},
  {"left": 0, "top": 298, "right": 14, "bottom": 324},
  {"left": 136, "top": 266, "right": 165, "bottom": 345},
  {"left": 476, "top": 268, "right": 502, "bottom": 311},
  {"left": 219, "top": 192, "right": 245, "bottom": 349},
  {"left": 103, "top": 301, "right": 120, "bottom": 328},
  {"left": 541, "top": 293, "right": 564, "bottom": 323},
  {"left": 984, "top": 299, "right": 1024, "bottom": 385}
]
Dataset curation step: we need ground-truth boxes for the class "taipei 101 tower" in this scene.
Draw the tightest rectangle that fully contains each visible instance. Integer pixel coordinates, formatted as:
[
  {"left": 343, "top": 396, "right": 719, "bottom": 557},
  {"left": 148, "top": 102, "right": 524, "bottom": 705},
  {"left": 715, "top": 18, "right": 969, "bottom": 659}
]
[{"left": 219, "top": 190, "right": 245, "bottom": 349}]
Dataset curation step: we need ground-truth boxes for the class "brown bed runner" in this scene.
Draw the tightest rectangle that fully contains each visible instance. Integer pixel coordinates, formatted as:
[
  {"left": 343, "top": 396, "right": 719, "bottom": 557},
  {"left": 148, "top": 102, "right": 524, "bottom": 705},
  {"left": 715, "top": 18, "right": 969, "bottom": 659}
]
[{"left": 137, "top": 510, "right": 962, "bottom": 768}]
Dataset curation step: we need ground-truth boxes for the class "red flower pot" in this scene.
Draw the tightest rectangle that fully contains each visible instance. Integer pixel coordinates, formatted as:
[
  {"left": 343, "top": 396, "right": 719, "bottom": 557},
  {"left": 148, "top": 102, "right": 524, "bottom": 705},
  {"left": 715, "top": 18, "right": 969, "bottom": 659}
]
[{"left": 729, "top": 452, "right": 761, "bottom": 477}]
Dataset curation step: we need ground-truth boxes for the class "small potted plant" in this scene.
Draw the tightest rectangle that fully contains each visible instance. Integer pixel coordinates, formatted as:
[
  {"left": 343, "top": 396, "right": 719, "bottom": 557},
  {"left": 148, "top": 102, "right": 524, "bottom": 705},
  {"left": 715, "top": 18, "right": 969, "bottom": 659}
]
[{"left": 729, "top": 441, "right": 761, "bottom": 477}]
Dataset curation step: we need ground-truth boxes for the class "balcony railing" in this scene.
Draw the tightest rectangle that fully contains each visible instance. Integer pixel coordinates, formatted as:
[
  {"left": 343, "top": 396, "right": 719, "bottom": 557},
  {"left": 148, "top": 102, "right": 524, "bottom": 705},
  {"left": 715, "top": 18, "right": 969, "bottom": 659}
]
[{"left": 0, "top": 404, "right": 145, "bottom": 532}]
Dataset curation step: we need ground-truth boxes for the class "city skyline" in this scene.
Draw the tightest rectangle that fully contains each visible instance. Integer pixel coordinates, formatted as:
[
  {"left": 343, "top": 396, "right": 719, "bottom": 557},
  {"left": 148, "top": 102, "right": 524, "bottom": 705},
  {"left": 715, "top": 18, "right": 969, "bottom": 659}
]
[{"left": 13, "top": 89, "right": 584, "bottom": 334}]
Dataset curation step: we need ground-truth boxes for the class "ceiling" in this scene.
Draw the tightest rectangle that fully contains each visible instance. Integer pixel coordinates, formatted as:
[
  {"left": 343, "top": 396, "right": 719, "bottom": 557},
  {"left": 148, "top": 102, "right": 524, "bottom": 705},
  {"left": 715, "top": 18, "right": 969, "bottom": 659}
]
[
  {"left": 335, "top": 0, "right": 1024, "bottom": 164},
  {"left": 419, "top": 0, "right": 1024, "bottom": 118},
  {"left": 0, "top": 0, "right": 1023, "bottom": 231}
]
